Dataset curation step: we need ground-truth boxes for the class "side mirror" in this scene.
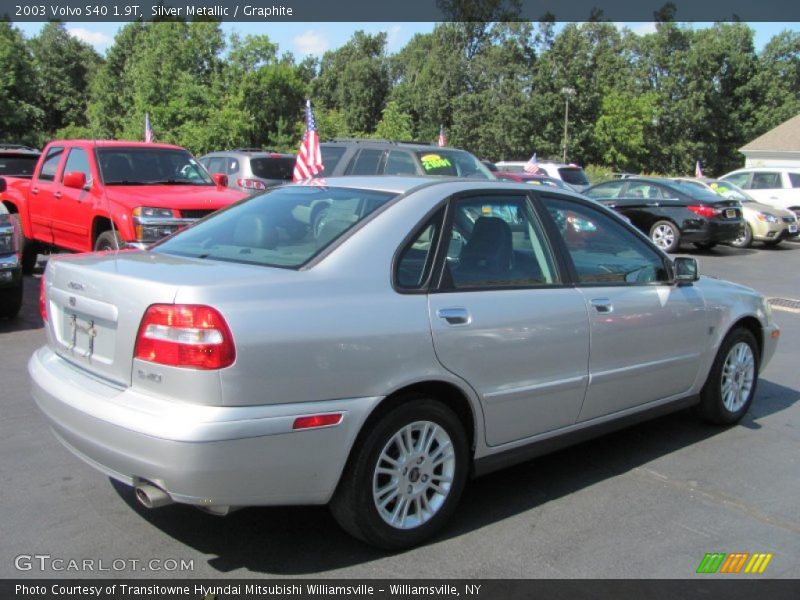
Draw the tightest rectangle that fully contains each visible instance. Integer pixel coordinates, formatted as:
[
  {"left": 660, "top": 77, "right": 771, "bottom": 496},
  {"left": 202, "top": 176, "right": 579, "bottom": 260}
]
[
  {"left": 63, "top": 171, "right": 87, "bottom": 190},
  {"left": 0, "top": 177, "right": 6, "bottom": 193},
  {"left": 674, "top": 256, "right": 699, "bottom": 285},
  {"left": 211, "top": 173, "right": 228, "bottom": 188}
]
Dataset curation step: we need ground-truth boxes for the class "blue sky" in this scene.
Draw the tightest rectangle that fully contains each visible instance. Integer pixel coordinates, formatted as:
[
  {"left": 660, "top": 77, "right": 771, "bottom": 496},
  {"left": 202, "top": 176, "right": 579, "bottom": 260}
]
[{"left": 14, "top": 21, "right": 799, "bottom": 57}]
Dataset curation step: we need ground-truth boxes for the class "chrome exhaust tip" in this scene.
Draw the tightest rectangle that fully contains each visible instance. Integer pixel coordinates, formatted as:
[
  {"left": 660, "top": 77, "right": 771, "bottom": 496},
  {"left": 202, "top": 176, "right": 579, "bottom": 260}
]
[{"left": 134, "top": 483, "right": 173, "bottom": 509}]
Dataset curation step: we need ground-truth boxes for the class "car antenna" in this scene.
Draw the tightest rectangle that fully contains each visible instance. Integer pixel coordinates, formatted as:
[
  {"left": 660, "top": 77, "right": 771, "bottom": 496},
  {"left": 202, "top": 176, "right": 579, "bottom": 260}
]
[{"left": 95, "top": 139, "right": 121, "bottom": 267}]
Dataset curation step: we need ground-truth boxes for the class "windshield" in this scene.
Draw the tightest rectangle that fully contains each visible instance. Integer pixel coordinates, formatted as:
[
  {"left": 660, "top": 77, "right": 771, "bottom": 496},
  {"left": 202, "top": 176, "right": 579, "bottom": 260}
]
[
  {"left": 414, "top": 150, "right": 494, "bottom": 179},
  {"left": 96, "top": 147, "right": 213, "bottom": 185},
  {"left": 152, "top": 185, "right": 397, "bottom": 268}
]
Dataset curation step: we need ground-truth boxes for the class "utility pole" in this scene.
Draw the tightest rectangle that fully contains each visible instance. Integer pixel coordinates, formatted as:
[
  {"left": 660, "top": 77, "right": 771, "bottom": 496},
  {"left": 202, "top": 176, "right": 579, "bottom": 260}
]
[{"left": 562, "top": 87, "right": 575, "bottom": 163}]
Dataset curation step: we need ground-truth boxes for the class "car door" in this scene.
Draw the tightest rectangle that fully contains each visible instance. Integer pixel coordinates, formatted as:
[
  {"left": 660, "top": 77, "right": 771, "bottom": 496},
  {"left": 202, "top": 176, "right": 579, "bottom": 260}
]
[
  {"left": 51, "top": 147, "right": 95, "bottom": 251},
  {"left": 540, "top": 195, "right": 707, "bottom": 421},
  {"left": 28, "top": 145, "right": 65, "bottom": 244},
  {"left": 423, "top": 192, "right": 590, "bottom": 446}
]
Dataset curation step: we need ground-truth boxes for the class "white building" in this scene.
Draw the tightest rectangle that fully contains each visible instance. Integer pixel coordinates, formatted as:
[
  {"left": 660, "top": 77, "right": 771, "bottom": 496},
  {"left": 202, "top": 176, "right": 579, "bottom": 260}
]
[{"left": 740, "top": 114, "right": 800, "bottom": 168}]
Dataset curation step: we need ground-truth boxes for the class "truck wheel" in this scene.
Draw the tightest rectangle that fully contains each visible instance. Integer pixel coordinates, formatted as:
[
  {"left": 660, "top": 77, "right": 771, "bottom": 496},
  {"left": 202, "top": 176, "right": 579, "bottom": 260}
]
[
  {"left": 10, "top": 214, "right": 39, "bottom": 274},
  {"left": 94, "top": 231, "right": 124, "bottom": 251},
  {"left": 0, "top": 278, "right": 23, "bottom": 319},
  {"left": 330, "top": 397, "right": 469, "bottom": 550}
]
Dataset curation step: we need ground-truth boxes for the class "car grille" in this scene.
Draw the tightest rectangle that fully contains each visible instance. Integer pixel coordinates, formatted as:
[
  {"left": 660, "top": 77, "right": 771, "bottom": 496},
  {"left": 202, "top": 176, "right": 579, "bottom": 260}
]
[{"left": 180, "top": 210, "right": 216, "bottom": 219}]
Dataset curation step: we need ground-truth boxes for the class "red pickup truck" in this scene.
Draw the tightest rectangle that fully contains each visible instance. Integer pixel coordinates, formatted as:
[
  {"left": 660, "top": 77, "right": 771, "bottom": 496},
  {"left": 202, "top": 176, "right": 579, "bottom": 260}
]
[{"left": 0, "top": 140, "right": 247, "bottom": 273}]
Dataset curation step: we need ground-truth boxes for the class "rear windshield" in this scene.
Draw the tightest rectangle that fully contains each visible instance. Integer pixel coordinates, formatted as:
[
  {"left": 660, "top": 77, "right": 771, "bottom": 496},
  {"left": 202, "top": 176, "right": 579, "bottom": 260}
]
[
  {"left": 152, "top": 185, "right": 397, "bottom": 268},
  {"left": 707, "top": 181, "right": 751, "bottom": 202},
  {"left": 96, "top": 147, "right": 213, "bottom": 186},
  {"left": 250, "top": 157, "right": 295, "bottom": 181},
  {"left": 414, "top": 150, "right": 493, "bottom": 179},
  {"left": 0, "top": 155, "right": 39, "bottom": 177},
  {"left": 558, "top": 167, "right": 590, "bottom": 186},
  {"left": 671, "top": 181, "right": 725, "bottom": 201}
]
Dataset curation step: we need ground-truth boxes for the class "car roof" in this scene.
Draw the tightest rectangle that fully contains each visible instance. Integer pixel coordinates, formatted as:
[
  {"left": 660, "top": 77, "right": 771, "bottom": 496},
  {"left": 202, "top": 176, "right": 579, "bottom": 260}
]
[
  {"left": 56, "top": 140, "right": 185, "bottom": 151},
  {"left": 201, "top": 149, "right": 295, "bottom": 158},
  {"left": 0, "top": 144, "right": 40, "bottom": 155},
  {"left": 321, "top": 139, "right": 458, "bottom": 152}
]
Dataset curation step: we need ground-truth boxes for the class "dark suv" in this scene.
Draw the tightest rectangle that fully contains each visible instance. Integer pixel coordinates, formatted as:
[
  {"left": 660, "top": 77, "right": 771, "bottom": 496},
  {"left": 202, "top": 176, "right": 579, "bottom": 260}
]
[
  {"left": 0, "top": 144, "right": 40, "bottom": 179},
  {"left": 317, "top": 139, "right": 494, "bottom": 179},
  {"left": 199, "top": 149, "right": 296, "bottom": 193}
]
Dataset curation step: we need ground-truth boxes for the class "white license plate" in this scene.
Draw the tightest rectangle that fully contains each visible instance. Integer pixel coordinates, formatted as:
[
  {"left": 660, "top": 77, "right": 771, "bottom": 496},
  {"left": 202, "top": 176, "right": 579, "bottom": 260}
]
[
  {"left": 725, "top": 209, "right": 736, "bottom": 218},
  {"left": 64, "top": 313, "right": 98, "bottom": 358},
  {"left": 790, "top": 224, "right": 798, "bottom": 233}
]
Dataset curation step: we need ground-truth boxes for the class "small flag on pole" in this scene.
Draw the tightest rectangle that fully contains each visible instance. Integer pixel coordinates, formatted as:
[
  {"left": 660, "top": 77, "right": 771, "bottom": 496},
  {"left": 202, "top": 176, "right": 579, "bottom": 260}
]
[
  {"left": 438, "top": 125, "right": 446, "bottom": 147},
  {"left": 293, "top": 100, "right": 323, "bottom": 182},
  {"left": 144, "top": 113, "right": 154, "bottom": 143},
  {"left": 524, "top": 153, "right": 540, "bottom": 174},
  {"left": 695, "top": 160, "right": 703, "bottom": 178}
]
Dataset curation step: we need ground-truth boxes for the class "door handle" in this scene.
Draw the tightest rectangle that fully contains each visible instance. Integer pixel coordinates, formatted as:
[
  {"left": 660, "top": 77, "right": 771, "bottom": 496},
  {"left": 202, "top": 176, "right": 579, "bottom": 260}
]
[
  {"left": 437, "top": 307, "right": 471, "bottom": 326},
  {"left": 31, "top": 187, "right": 39, "bottom": 195},
  {"left": 54, "top": 191, "right": 62, "bottom": 199},
  {"left": 590, "top": 298, "right": 613, "bottom": 314}
]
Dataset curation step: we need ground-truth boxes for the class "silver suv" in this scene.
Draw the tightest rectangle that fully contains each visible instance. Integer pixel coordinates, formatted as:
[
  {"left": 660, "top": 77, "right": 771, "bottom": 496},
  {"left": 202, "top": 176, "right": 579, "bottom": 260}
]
[{"left": 199, "top": 149, "right": 295, "bottom": 193}]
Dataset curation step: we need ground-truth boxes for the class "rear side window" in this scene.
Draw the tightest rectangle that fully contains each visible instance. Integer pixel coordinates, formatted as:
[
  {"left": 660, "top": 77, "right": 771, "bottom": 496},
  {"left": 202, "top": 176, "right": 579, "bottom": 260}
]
[
  {"left": 585, "top": 181, "right": 624, "bottom": 199},
  {"left": 249, "top": 157, "right": 294, "bottom": 180},
  {"left": 38, "top": 147, "right": 64, "bottom": 182},
  {"left": 722, "top": 172, "right": 750, "bottom": 188},
  {"left": 395, "top": 208, "right": 445, "bottom": 289},
  {"left": 558, "top": 167, "right": 590, "bottom": 186},
  {"left": 345, "top": 149, "right": 384, "bottom": 175},
  {"left": 789, "top": 173, "right": 800, "bottom": 188},
  {"left": 206, "top": 157, "right": 226, "bottom": 174}
]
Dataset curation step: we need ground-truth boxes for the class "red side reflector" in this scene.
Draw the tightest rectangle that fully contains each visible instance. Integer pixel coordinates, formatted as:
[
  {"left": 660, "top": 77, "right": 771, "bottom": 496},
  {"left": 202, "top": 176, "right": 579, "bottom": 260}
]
[
  {"left": 292, "top": 414, "right": 343, "bottom": 430},
  {"left": 39, "top": 274, "right": 48, "bottom": 322}
]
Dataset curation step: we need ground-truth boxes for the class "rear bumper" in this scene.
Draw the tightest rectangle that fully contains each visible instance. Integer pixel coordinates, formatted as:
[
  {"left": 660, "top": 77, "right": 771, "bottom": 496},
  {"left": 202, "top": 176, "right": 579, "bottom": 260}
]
[
  {"left": 29, "top": 346, "right": 380, "bottom": 508},
  {"left": 681, "top": 219, "right": 744, "bottom": 244}
]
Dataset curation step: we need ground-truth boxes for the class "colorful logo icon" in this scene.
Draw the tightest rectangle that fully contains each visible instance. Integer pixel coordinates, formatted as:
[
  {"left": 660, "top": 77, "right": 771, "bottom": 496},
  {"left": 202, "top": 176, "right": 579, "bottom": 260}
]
[{"left": 696, "top": 552, "right": 773, "bottom": 574}]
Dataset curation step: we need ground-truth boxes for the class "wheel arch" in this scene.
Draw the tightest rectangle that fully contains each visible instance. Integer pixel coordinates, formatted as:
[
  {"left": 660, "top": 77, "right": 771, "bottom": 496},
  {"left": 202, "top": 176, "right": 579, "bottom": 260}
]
[
  {"left": 728, "top": 315, "right": 763, "bottom": 360},
  {"left": 91, "top": 215, "right": 121, "bottom": 245}
]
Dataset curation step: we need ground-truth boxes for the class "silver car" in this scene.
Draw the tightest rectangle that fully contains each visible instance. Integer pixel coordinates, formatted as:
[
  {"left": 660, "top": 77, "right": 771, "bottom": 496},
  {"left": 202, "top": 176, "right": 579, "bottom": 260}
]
[{"left": 30, "top": 177, "right": 780, "bottom": 549}]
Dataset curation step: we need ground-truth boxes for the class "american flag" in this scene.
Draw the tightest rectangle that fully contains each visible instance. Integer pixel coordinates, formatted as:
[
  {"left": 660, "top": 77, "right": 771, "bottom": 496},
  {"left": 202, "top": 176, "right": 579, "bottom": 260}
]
[
  {"left": 524, "top": 153, "right": 540, "bottom": 174},
  {"left": 144, "top": 113, "right": 154, "bottom": 143},
  {"left": 438, "top": 124, "right": 446, "bottom": 147},
  {"left": 293, "top": 100, "right": 323, "bottom": 182},
  {"left": 695, "top": 160, "right": 703, "bottom": 178}
]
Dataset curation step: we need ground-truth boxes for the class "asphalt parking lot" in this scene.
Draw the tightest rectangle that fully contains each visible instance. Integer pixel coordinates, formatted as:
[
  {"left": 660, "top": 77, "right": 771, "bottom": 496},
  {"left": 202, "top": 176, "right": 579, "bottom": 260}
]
[{"left": 1, "top": 243, "right": 798, "bottom": 580}]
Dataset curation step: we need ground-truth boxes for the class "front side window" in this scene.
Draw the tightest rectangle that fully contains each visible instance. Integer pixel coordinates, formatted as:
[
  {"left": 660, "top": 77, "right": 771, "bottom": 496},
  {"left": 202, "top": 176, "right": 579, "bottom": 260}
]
[
  {"left": 62, "top": 148, "right": 91, "bottom": 181},
  {"left": 384, "top": 151, "right": 418, "bottom": 176},
  {"left": 585, "top": 181, "right": 625, "bottom": 199},
  {"left": 442, "top": 195, "right": 558, "bottom": 289},
  {"left": 38, "top": 147, "right": 64, "bottom": 182},
  {"left": 722, "top": 172, "right": 750, "bottom": 188},
  {"left": 153, "top": 185, "right": 396, "bottom": 268},
  {"left": 788, "top": 173, "right": 800, "bottom": 188},
  {"left": 543, "top": 196, "right": 669, "bottom": 285},
  {"left": 750, "top": 172, "right": 782, "bottom": 190}
]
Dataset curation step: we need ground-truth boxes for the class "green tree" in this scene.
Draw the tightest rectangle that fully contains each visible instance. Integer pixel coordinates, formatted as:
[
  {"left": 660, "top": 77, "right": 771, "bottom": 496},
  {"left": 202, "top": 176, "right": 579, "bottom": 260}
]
[
  {"left": 0, "top": 21, "right": 42, "bottom": 144},
  {"left": 374, "top": 100, "right": 414, "bottom": 140},
  {"left": 28, "top": 22, "right": 102, "bottom": 141},
  {"left": 750, "top": 31, "right": 800, "bottom": 136}
]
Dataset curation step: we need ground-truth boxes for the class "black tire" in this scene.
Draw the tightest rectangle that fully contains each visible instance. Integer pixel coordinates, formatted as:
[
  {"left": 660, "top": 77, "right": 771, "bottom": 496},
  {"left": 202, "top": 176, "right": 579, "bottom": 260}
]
[
  {"left": 649, "top": 220, "right": 681, "bottom": 253},
  {"left": 693, "top": 241, "right": 717, "bottom": 250},
  {"left": 10, "top": 214, "right": 39, "bottom": 274},
  {"left": 0, "top": 279, "right": 23, "bottom": 319},
  {"left": 330, "top": 397, "right": 469, "bottom": 550},
  {"left": 698, "top": 328, "right": 759, "bottom": 425},
  {"left": 729, "top": 223, "right": 752, "bottom": 248},
  {"left": 94, "top": 230, "right": 124, "bottom": 252}
]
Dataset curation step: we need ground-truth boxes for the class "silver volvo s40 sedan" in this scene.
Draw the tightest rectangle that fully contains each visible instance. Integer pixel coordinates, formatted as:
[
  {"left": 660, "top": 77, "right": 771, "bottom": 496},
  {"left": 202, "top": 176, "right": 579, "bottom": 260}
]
[{"left": 30, "top": 177, "right": 780, "bottom": 549}]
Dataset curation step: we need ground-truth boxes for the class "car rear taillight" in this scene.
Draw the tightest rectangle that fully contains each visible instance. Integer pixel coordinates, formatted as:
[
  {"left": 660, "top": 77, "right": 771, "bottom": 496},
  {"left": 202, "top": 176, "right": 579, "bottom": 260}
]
[
  {"left": 688, "top": 205, "right": 720, "bottom": 218},
  {"left": 134, "top": 304, "right": 235, "bottom": 369},
  {"left": 39, "top": 274, "right": 47, "bottom": 322},
  {"left": 236, "top": 178, "right": 266, "bottom": 191}
]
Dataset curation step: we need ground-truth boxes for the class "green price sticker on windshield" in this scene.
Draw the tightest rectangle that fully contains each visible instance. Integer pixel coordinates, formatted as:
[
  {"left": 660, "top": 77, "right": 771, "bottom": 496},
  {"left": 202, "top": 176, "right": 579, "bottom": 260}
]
[{"left": 420, "top": 154, "right": 452, "bottom": 171}]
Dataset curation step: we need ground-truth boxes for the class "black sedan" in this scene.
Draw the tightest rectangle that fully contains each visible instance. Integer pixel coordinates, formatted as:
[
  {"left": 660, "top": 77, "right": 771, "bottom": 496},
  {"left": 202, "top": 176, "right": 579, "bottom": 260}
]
[{"left": 584, "top": 178, "right": 744, "bottom": 252}]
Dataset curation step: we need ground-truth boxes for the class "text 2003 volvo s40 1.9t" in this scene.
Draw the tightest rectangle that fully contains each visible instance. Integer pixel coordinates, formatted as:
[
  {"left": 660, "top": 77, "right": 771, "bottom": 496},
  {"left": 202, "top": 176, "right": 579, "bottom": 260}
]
[{"left": 30, "top": 177, "right": 779, "bottom": 549}]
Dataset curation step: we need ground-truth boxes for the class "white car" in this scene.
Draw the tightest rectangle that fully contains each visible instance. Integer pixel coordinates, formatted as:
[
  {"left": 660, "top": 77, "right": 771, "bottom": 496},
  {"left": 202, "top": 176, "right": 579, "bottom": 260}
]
[
  {"left": 494, "top": 160, "right": 591, "bottom": 192},
  {"left": 720, "top": 168, "right": 800, "bottom": 217}
]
